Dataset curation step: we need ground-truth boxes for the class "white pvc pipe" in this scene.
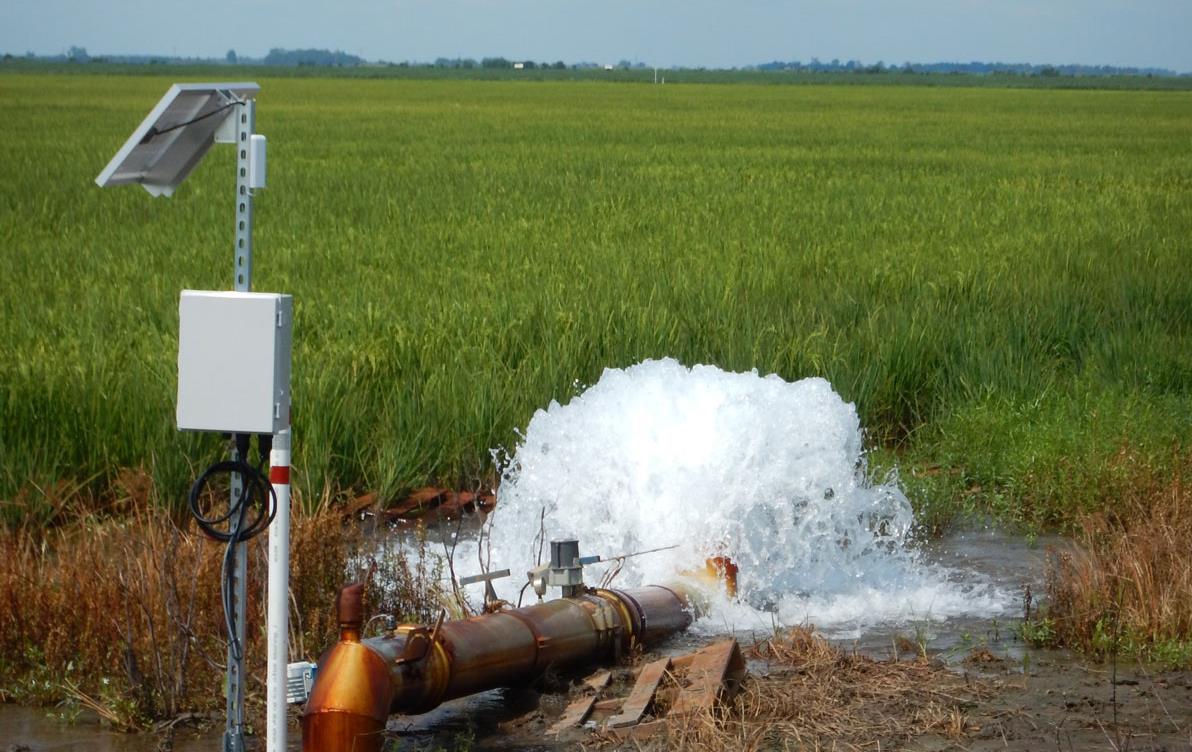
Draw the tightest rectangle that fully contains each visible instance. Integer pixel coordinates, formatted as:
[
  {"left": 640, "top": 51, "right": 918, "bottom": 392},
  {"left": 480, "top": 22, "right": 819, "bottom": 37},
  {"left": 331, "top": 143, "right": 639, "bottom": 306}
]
[{"left": 267, "top": 428, "right": 292, "bottom": 752}]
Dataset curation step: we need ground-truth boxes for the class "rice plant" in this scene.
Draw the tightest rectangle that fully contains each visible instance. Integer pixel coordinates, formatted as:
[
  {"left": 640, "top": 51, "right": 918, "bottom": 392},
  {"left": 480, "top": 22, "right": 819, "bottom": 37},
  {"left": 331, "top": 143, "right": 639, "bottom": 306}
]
[{"left": 1, "top": 73, "right": 1189, "bottom": 525}]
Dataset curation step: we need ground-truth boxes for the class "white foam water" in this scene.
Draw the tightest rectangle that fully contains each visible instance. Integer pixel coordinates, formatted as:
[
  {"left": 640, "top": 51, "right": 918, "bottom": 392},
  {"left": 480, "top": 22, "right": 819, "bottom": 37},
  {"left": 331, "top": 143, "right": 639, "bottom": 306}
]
[{"left": 469, "top": 358, "right": 1009, "bottom": 636}]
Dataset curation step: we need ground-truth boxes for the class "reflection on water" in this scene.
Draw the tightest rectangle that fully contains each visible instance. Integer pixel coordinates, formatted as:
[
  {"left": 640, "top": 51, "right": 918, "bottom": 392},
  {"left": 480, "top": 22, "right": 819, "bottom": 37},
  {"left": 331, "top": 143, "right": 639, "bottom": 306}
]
[
  {"left": 0, "top": 704, "right": 235, "bottom": 751},
  {"left": 1, "top": 690, "right": 546, "bottom": 751},
  {"left": 841, "top": 525, "right": 1069, "bottom": 660}
]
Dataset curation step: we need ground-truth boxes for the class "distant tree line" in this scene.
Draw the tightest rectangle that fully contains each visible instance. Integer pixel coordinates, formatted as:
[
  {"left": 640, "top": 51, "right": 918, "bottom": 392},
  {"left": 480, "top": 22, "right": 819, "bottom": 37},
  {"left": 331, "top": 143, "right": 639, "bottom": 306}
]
[
  {"left": 2, "top": 46, "right": 365, "bottom": 68},
  {"left": 262, "top": 48, "right": 364, "bottom": 67},
  {"left": 753, "top": 58, "right": 1183, "bottom": 77},
  {"left": 428, "top": 57, "right": 568, "bottom": 70},
  {"left": 3, "top": 47, "right": 1187, "bottom": 78}
]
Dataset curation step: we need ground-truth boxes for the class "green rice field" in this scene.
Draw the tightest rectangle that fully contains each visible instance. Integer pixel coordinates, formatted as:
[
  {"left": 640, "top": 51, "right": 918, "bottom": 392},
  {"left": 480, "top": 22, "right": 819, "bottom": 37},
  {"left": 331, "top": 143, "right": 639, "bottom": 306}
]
[{"left": 2, "top": 72, "right": 1190, "bottom": 528}]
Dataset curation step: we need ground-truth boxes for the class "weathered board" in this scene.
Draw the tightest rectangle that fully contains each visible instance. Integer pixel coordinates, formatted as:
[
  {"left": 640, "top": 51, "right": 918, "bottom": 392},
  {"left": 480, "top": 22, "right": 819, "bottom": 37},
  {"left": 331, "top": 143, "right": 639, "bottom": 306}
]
[
  {"left": 547, "top": 695, "right": 596, "bottom": 735},
  {"left": 669, "top": 639, "right": 745, "bottom": 718},
  {"left": 605, "top": 657, "right": 671, "bottom": 728}
]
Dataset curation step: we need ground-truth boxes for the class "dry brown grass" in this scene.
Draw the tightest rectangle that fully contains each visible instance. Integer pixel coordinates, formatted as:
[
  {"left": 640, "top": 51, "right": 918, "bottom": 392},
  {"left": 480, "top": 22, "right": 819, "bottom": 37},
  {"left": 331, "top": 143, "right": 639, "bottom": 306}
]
[
  {"left": 628, "top": 626, "right": 991, "bottom": 751},
  {"left": 0, "top": 478, "right": 446, "bottom": 729},
  {"left": 1041, "top": 452, "right": 1192, "bottom": 663},
  {"left": 0, "top": 501, "right": 230, "bottom": 722}
]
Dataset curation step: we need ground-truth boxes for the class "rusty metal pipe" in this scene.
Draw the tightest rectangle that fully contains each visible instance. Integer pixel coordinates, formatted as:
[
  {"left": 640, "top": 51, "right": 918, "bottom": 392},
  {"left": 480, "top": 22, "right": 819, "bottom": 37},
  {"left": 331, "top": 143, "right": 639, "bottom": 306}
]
[{"left": 302, "top": 584, "right": 692, "bottom": 752}]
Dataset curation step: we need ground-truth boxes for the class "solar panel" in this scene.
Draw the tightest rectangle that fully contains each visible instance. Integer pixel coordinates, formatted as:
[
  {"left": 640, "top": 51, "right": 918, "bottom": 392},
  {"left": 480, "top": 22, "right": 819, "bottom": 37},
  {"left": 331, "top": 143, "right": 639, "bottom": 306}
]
[{"left": 95, "top": 82, "right": 260, "bottom": 196}]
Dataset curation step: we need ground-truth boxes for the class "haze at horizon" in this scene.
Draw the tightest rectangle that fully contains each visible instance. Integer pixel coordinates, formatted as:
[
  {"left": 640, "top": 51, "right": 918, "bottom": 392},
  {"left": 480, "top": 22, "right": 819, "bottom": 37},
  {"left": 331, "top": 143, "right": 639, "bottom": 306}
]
[{"left": 2, "top": 0, "right": 1190, "bottom": 73}]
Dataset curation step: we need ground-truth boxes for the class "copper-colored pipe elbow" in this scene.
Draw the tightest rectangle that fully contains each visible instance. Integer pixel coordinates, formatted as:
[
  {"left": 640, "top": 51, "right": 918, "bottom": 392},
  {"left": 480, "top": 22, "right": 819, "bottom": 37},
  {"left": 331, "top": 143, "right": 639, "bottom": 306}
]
[
  {"left": 303, "top": 583, "right": 695, "bottom": 752},
  {"left": 301, "top": 639, "right": 391, "bottom": 752},
  {"left": 303, "top": 583, "right": 390, "bottom": 752}
]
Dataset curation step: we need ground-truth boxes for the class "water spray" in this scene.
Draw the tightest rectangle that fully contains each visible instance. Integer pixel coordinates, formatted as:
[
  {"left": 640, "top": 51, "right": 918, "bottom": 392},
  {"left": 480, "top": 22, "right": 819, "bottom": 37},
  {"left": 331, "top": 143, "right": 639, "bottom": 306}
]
[{"left": 475, "top": 359, "right": 1007, "bottom": 633}]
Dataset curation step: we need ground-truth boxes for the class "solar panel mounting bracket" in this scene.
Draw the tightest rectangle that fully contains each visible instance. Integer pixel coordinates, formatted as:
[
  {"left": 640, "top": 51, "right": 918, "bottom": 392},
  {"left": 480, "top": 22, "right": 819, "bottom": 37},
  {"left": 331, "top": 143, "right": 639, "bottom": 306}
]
[{"left": 94, "top": 82, "right": 260, "bottom": 196}]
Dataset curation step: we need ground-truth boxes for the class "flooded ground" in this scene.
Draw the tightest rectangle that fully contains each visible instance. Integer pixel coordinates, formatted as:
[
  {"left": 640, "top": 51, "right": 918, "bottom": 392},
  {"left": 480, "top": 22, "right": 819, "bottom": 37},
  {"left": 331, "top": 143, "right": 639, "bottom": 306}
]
[
  {"left": 4, "top": 527, "right": 1190, "bottom": 751},
  {"left": 8, "top": 656, "right": 1190, "bottom": 751},
  {"left": 0, "top": 704, "right": 255, "bottom": 751}
]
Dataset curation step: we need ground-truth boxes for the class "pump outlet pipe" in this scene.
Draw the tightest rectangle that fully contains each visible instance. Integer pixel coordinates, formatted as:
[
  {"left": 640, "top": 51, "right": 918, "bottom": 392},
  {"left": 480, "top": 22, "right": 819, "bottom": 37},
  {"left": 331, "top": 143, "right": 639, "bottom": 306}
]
[{"left": 302, "top": 582, "right": 693, "bottom": 752}]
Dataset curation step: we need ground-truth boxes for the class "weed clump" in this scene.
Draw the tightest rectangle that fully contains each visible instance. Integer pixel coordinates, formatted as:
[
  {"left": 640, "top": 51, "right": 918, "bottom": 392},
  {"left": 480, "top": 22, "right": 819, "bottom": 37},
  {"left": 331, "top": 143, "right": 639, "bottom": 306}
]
[
  {"left": 1030, "top": 453, "right": 1192, "bottom": 666},
  {"left": 0, "top": 496, "right": 446, "bottom": 729}
]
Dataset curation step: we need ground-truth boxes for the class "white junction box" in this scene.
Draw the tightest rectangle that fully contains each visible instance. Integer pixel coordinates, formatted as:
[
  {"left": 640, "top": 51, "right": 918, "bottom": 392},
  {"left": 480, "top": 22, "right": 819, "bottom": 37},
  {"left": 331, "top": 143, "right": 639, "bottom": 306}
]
[{"left": 177, "top": 290, "right": 292, "bottom": 434}]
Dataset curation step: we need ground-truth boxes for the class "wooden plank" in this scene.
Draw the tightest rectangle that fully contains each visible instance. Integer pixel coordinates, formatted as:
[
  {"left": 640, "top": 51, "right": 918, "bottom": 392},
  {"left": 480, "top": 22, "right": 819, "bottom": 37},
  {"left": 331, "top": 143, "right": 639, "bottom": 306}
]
[
  {"left": 547, "top": 695, "right": 596, "bottom": 735},
  {"left": 583, "top": 669, "right": 612, "bottom": 692},
  {"left": 588, "top": 700, "right": 618, "bottom": 726},
  {"left": 604, "top": 657, "right": 670, "bottom": 728},
  {"left": 669, "top": 639, "right": 743, "bottom": 718},
  {"left": 670, "top": 653, "right": 696, "bottom": 672}
]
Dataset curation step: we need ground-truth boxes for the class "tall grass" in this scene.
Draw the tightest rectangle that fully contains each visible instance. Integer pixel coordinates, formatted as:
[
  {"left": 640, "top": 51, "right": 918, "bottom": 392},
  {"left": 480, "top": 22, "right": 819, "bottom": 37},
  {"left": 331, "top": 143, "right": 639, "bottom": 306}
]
[
  {"left": 0, "top": 493, "right": 446, "bottom": 725},
  {"left": 1, "top": 73, "right": 1190, "bottom": 525},
  {"left": 1031, "top": 453, "right": 1192, "bottom": 665}
]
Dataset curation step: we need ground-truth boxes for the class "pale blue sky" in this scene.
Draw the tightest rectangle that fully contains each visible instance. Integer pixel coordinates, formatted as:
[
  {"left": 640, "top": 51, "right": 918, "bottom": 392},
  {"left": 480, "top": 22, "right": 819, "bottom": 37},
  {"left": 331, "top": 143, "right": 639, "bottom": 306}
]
[{"left": 3, "top": 0, "right": 1189, "bottom": 71}]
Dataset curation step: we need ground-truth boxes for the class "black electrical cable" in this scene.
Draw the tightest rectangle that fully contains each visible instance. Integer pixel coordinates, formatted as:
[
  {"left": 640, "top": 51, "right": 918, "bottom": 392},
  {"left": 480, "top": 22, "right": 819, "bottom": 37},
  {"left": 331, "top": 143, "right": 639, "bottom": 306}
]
[
  {"left": 187, "top": 434, "right": 278, "bottom": 670},
  {"left": 139, "top": 100, "right": 241, "bottom": 144},
  {"left": 188, "top": 458, "right": 275, "bottom": 542}
]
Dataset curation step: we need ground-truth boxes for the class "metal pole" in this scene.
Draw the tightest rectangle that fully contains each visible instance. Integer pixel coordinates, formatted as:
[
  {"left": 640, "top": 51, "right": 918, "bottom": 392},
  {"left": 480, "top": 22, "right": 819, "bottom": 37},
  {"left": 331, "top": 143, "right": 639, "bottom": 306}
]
[
  {"left": 267, "top": 428, "right": 292, "bottom": 752},
  {"left": 223, "top": 96, "right": 255, "bottom": 752},
  {"left": 234, "top": 99, "right": 255, "bottom": 291}
]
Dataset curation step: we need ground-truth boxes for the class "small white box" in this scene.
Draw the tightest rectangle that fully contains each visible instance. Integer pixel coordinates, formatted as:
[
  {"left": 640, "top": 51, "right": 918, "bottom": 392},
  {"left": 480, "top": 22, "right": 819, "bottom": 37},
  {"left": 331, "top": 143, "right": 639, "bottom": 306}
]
[
  {"left": 177, "top": 290, "right": 292, "bottom": 434},
  {"left": 249, "top": 134, "right": 267, "bottom": 189},
  {"left": 286, "top": 661, "right": 317, "bottom": 705}
]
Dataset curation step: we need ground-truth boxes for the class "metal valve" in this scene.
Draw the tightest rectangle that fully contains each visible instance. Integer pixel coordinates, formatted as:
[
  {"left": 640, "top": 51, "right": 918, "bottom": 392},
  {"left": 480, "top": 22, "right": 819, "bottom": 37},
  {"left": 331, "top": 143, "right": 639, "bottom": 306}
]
[
  {"left": 458, "top": 568, "right": 511, "bottom": 613},
  {"left": 523, "top": 539, "right": 604, "bottom": 600}
]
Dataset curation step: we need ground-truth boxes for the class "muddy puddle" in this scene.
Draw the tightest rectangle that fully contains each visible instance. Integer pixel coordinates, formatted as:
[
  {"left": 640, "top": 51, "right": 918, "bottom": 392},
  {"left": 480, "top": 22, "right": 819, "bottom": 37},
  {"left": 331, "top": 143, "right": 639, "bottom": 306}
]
[
  {"left": 0, "top": 704, "right": 276, "bottom": 751},
  {"left": 5, "top": 527, "right": 1191, "bottom": 751}
]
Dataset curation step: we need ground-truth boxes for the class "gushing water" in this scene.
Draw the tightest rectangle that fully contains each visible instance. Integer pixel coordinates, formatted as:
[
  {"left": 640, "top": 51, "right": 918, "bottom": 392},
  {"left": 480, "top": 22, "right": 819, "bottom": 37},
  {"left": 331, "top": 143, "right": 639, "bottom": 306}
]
[{"left": 473, "top": 359, "right": 1008, "bottom": 636}]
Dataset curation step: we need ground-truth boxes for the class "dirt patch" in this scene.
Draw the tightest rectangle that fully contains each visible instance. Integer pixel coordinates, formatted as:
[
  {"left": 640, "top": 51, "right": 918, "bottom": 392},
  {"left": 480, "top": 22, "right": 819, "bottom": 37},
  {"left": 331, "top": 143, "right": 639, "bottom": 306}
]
[
  {"left": 925, "top": 653, "right": 1192, "bottom": 752},
  {"left": 5, "top": 628, "right": 1192, "bottom": 751},
  {"left": 434, "top": 631, "right": 1192, "bottom": 752}
]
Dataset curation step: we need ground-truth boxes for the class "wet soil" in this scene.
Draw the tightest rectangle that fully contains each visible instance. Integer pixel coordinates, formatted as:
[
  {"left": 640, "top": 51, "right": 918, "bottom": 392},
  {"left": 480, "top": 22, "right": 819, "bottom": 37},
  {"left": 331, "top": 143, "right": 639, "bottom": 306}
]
[
  {"left": 3, "top": 528, "right": 1187, "bottom": 750},
  {"left": 914, "top": 655, "right": 1192, "bottom": 752},
  {"left": 478, "top": 647, "right": 1192, "bottom": 751},
  {"left": 4, "top": 640, "right": 1191, "bottom": 751}
]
